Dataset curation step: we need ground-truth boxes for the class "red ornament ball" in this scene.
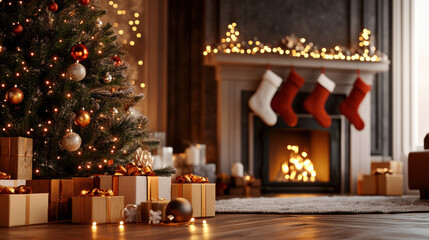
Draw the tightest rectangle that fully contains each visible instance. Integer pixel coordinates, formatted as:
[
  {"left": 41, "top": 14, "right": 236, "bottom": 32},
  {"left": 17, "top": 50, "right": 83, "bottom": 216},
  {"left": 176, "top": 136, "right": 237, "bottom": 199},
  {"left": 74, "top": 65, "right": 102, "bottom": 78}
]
[
  {"left": 13, "top": 24, "right": 23, "bottom": 35},
  {"left": 79, "top": 0, "right": 90, "bottom": 5},
  {"left": 48, "top": 2, "right": 58, "bottom": 12},
  {"left": 111, "top": 56, "right": 123, "bottom": 66},
  {"left": 71, "top": 44, "right": 89, "bottom": 61}
]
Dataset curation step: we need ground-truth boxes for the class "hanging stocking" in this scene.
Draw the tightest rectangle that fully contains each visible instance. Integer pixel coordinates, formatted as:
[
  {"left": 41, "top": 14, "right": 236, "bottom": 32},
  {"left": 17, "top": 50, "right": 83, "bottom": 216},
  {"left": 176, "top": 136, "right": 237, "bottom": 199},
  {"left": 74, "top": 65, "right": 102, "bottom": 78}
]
[
  {"left": 249, "top": 69, "right": 283, "bottom": 126},
  {"left": 303, "top": 73, "right": 336, "bottom": 128},
  {"left": 271, "top": 69, "right": 305, "bottom": 127},
  {"left": 339, "top": 77, "right": 371, "bottom": 130}
]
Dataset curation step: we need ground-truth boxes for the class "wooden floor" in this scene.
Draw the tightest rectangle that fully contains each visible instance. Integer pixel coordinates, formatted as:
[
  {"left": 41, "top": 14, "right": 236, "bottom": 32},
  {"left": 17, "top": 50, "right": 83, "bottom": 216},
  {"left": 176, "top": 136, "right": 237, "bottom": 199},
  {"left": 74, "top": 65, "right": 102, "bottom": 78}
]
[{"left": 1, "top": 213, "right": 429, "bottom": 239}]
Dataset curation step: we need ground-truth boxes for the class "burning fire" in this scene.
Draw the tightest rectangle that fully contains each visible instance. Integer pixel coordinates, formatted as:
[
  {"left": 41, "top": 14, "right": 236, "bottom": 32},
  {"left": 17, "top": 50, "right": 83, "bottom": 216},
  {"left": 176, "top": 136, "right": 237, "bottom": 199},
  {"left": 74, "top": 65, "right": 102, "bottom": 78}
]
[{"left": 278, "top": 145, "right": 316, "bottom": 182}]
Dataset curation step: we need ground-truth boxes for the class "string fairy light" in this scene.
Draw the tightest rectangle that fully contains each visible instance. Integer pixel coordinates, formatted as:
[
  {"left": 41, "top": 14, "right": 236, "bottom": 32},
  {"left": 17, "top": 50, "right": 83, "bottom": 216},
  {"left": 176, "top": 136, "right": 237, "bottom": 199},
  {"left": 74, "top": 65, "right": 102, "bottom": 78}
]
[{"left": 204, "top": 23, "right": 387, "bottom": 62}]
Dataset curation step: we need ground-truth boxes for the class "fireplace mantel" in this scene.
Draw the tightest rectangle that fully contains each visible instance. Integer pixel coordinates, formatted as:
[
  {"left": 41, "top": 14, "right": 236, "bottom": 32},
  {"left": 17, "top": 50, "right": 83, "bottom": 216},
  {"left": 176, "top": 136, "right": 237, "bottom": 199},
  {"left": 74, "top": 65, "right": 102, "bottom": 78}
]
[{"left": 206, "top": 53, "right": 390, "bottom": 193}]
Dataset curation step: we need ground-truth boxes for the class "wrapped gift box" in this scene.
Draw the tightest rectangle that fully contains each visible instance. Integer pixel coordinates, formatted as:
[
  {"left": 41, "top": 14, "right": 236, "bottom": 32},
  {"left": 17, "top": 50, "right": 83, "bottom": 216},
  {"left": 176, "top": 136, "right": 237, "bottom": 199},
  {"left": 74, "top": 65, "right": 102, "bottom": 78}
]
[
  {"left": 95, "top": 176, "right": 171, "bottom": 205},
  {"left": 0, "top": 193, "right": 48, "bottom": 227},
  {"left": 27, "top": 179, "right": 73, "bottom": 221},
  {"left": 171, "top": 183, "right": 215, "bottom": 218},
  {"left": 371, "top": 161, "right": 403, "bottom": 174},
  {"left": 0, "top": 179, "right": 26, "bottom": 187},
  {"left": 72, "top": 195, "right": 124, "bottom": 224},
  {"left": 0, "top": 137, "right": 33, "bottom": 180},
  {"left": 359, "top": 175, "right": 377, "bottom": 195},
  {"left": 378, "top": 174, "right": 403, "bottom": 196},
  {"left": 358, "top": 174, "right": 403, "bottom": 196},
  {"left": 72, "top": 177, "right": 94, "bottom": 196},
  {"left": 140, "top": 199, "right": 169, "bottom": 223}
]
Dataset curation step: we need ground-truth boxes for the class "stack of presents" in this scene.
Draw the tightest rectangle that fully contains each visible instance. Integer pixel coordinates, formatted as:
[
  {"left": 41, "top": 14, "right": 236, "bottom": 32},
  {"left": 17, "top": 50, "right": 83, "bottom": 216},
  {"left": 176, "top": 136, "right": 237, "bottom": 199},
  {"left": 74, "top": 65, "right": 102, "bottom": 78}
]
[
  {"left": 358, "top": 161, "right": 403, "bottom": 196},
  {"left": 0, "top": 137, "right": 216, "bottom": 227}
]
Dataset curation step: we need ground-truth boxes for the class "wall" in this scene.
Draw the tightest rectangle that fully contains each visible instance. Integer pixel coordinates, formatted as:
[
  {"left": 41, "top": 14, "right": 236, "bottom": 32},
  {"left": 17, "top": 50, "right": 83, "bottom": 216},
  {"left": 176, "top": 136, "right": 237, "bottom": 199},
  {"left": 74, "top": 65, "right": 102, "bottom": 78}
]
[
  {"left": 204, "top": 0, "right": 392, "bottom": 158},
  {"left": 167, "top": 0, "right": 392, "bottom": 168}
]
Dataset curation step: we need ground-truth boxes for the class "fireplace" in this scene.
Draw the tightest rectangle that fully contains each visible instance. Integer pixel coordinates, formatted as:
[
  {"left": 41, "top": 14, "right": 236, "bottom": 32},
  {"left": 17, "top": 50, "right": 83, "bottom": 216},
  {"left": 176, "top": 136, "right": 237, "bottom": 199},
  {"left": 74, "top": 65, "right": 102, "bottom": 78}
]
[
  {"left": 206, "top": 53, "right": 389, "bottom": 193},
  {"left": 245, "top": 92, "right": 349, "bottom": 193}
]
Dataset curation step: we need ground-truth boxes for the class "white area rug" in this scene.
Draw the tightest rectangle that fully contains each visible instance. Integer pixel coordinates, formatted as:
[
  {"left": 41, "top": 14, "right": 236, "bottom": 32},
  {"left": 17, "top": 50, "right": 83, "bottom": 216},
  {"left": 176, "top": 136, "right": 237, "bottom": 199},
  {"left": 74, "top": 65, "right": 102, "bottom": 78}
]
[{"left": 216, "top": 196, "right": 429, "bottom": 214}]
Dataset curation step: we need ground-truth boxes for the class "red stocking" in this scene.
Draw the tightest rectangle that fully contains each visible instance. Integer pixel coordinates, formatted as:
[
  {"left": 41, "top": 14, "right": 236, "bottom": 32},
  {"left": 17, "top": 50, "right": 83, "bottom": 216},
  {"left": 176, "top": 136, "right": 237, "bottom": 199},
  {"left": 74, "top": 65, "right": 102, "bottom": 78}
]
[
  {"left": 339, "top": 77, "right": 371, "bottom": 130},
  {"left": 271, "top": 69, "right": 305, "bottom": 127},
  {"left": 303, "top": 73, "right": 336, "bottom": 128}
]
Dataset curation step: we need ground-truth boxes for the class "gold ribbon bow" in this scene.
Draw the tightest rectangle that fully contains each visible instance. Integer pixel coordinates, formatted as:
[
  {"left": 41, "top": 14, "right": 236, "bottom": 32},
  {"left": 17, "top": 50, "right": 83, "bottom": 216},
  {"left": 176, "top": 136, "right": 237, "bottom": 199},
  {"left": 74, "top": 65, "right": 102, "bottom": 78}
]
[
  {"left": 80, "top": 188, "right": 114, "bottom": 197},
  {"left": 0, "top": 172, "right": 11, "bottom": 179},
  {"left": 372, "top": 168, "right": 393, "bottom": 175},
  {"left": 0, "top": 185, "right": 32, "bottom": 194},
  {"left": 114, "top": 162, "right": 156, "bottom": 176},
  {"left": 175, "top": 173, "right": 209, "bottom": 183}
]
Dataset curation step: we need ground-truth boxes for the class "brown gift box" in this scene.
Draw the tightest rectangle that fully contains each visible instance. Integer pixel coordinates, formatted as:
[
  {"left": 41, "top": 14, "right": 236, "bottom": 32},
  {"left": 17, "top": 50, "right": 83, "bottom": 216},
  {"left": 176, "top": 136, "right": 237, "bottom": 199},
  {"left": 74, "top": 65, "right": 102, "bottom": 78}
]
[
  {"left": 72, "top": 177, "right": 94, "bottom": 196},
  {"left": 171, "top": 183, "right": 215, "bottom": 218},
  {"left": 140, "top": 200, "right": 169, "bottom": 223},
  {"left": 72, "top": 196, "right": 124, "bottom": 224},
  {"left": 371, "top": 161, "right": 403, "bottom": 175},
  {"left": 360, "top": 175, "right": 377, "bottom": 195},
  {"left": 0, "top": 137, "right": 33, "bottom": 180},
  {"left": 0, "top": 193, "right": 48, "bottom": 227},
  {"left": 358, "top": 174, "right": 403, "bottom": 196},
  {"left": 27, "top": 179, "right": 73, "bottom": 221}
]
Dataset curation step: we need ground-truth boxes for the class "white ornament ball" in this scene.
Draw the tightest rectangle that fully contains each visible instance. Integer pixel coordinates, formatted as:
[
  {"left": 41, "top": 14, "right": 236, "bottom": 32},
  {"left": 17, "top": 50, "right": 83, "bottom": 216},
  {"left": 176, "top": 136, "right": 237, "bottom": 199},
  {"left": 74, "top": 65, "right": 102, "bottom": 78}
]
[
  {"left": 103, "top": 72, "right": 112, "bottom": 83},
  {"left": 96, "top": 19, "right": 103, "bottom": 28},
  {"left": 67, "top": 62, "right": 86, "bottom": 81},
  {"left": 61, "top": 131, "right": 82, "bottom": 152}
]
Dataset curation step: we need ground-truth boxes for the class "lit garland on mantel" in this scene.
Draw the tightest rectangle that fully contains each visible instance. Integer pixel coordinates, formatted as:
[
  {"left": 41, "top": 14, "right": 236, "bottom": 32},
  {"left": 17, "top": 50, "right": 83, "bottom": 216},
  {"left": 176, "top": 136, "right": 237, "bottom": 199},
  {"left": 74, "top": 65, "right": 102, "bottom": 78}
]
[{"left": 203, "top": 23, "right": 388, "bottom": 62}]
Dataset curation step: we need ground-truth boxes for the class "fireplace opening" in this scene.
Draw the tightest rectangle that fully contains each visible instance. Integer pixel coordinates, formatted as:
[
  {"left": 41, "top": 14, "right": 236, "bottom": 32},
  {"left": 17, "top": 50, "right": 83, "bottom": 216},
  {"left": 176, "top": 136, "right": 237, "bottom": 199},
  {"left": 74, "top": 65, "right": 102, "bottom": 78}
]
[
  {"left": 269, "top": 131, "right": 330, "bottom": 183},
  {"left": 242, "top": 91, "right": 350, "bottom": 193}
]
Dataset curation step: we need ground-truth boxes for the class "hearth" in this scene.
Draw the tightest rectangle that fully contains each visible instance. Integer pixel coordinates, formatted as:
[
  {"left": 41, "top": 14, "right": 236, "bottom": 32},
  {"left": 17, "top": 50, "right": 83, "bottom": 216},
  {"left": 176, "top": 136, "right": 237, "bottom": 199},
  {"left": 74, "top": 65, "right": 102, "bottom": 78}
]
[{"left": 244, "top": 92, "right": 349, "bottom": 193}]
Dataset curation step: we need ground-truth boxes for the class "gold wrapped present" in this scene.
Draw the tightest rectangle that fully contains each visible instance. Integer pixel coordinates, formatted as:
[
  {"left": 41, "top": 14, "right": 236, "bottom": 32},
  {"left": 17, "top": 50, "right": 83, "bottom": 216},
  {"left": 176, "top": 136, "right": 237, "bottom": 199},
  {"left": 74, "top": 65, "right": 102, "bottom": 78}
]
[
  {"left": 171, "top": 174, "right": 215, "bottom": 218},
  {"left": 0, "top": 186, "right": 48, "bottom": 227},
  {"left": 0, "top": 137, "right": 33, "bottom": 180},
  {"left": 27, "top": 179, "right": 74, "bottom": 221},
  {"left": 95, "top": 175, "right": 171, "bottom": 205},
  {"left": 72, "top": 189, "right": 124, "bottom": 224}
]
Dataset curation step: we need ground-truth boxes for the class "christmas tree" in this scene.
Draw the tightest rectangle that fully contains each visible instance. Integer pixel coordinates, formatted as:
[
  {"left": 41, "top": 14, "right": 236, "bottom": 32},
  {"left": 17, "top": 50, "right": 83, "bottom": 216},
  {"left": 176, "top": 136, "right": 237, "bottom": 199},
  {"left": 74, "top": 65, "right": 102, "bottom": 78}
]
[{"left": 0, "top": 0, "right": 159, "bottom": 178}]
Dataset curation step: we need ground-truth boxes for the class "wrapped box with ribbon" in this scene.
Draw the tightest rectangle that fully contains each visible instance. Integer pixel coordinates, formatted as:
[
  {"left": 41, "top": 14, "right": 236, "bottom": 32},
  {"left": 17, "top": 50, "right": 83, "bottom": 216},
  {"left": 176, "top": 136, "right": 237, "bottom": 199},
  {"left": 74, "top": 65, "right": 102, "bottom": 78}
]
[
  {"left": 95, "top": 163, "right": 171, "bottom": 205},
  {"left": 72, "top": 177, "right": 95, "bottom": 196},
  {"left": 358, "top": 168, "right": 403, "bottom": 196},
  {"left": 0, "top": 137, "right": 33, "bottom": 180},
  {"left": 72, "top": 189, "right": 124, "bottom": 224},
  {"left": 171, "top": 174, "right": 215, "bottom": 218},
  {"left": 0, "top": 185, "right": 48, "bottom": 227},
  {"left": 0, "top": 171, "right": 25, "bottom": 187},
  {"left": 27, "top": 179, "right": 73, "bottom": 221},
  {"left": 140, "top": 199, "right": 169, "bottom": 223}
]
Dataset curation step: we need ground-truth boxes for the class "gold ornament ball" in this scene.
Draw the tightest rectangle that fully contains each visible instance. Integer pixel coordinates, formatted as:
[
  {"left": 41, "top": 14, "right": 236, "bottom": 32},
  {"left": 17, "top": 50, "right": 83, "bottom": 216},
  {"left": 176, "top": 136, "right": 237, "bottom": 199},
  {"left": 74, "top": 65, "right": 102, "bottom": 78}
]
[
  {"left": 67, "top": 62, "right": 86, "bottom": 81},
  {"left": 103, "top": 72, "right": 112, "bottom": 83},
  {"left": 165, "top": 198, "right": 193, "bottom": 223},
  {"left": 5, "top": 87, "right": 24, "bottom": 105},
  {"left": 61, "top": 131, "right": 82, "bottom": 152},
  {"left": 74, "top": 110, "right": 91, "bottom": 127}
]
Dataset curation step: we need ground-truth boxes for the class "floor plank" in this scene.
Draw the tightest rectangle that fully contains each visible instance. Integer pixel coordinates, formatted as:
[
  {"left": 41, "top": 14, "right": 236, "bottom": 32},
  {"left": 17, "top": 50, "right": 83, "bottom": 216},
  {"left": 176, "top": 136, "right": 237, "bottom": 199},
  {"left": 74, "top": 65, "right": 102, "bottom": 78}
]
[{"left": 0, "top": 213, "right": 428, "bottom": 239}]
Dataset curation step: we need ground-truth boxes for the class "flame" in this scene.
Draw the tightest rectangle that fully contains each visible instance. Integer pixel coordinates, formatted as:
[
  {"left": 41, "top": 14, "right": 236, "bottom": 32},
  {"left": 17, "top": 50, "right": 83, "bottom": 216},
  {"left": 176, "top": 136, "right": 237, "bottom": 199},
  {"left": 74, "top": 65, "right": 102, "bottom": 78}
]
[{"left": 277, "top": 145, "right": 317, "bottom": 182}]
